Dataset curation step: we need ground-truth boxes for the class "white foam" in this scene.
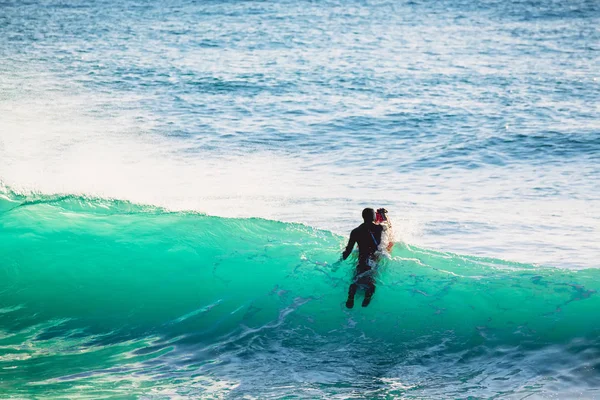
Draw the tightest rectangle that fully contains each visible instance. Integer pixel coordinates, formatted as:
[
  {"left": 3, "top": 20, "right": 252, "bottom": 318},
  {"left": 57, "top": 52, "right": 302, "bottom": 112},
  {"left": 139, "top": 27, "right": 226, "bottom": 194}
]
[{"left": 1, "top": 74, "right": 598, "bottom": 268}]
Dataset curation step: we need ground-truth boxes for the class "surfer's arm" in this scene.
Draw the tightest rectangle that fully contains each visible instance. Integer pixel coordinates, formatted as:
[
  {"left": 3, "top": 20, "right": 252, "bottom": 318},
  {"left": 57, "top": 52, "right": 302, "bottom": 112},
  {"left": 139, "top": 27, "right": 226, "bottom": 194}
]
[{"left": 342, "top": 231, "right": 356, "bottom": 260}]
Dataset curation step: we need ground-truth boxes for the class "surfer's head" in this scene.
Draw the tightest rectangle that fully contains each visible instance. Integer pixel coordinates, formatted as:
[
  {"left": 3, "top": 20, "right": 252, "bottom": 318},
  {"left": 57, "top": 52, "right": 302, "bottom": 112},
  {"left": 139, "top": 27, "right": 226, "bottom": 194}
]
[{"left": 362, "top": 208, "right": 376, "bottom": 223}]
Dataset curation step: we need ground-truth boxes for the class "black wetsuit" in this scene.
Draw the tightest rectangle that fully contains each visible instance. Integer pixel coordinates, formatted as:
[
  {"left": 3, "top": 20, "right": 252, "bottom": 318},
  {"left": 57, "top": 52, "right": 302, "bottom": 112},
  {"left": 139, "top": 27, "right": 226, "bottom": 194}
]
[
  {"left": 342, "top": 222, "right": 384, "bottom": 266},
  {"left": 342, "top": 222, "right": 384, "bottom": 307}
]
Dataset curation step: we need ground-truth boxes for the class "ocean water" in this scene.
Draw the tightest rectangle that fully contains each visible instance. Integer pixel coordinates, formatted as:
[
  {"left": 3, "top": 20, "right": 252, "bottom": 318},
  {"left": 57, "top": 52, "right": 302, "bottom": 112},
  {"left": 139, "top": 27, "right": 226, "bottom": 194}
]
[{"left": 1, "top": 0, "right": 599, "bottom": 398}]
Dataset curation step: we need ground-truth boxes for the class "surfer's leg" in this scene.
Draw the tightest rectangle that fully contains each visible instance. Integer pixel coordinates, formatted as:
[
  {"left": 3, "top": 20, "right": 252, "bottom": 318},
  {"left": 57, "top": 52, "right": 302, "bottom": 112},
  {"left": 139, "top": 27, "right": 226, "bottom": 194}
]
[
  {"left": 362, "top": 282, "right": 375, "bottom": 307},
  {"left": 346, "top": 283, "right": 357, "bottom": 308}
]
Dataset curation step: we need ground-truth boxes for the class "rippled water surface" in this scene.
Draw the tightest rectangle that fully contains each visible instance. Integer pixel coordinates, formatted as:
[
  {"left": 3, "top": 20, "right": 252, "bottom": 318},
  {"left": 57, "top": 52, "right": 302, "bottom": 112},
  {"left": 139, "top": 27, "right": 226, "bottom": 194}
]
[
  {"left": 1, "top": 0, "right": 599, "bottom": 398},
  {"left": 2, "top": 0, "right": 599, "bottom": 267}
]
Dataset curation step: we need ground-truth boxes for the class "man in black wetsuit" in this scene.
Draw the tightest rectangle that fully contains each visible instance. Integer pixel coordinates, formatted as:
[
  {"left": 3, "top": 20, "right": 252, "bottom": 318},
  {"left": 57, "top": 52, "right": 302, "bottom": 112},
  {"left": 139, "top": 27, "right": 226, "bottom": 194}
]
[{"left": 342, "top": 208, "right": 384, "bottom": 308}]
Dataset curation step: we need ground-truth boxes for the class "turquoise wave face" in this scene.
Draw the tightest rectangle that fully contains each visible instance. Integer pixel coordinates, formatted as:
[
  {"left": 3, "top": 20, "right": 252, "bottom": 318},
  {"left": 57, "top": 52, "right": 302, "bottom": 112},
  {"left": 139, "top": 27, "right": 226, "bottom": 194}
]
[{"left": 1, "top": 191, "right": 599, "bottom": 398}]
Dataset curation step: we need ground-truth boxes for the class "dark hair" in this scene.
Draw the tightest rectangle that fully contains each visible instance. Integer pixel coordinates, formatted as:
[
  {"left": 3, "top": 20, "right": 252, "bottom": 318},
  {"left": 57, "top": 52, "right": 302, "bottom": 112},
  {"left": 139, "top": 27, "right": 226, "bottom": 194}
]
[{"left": 362, "top": 208, "right": 375, "bottom": 222}]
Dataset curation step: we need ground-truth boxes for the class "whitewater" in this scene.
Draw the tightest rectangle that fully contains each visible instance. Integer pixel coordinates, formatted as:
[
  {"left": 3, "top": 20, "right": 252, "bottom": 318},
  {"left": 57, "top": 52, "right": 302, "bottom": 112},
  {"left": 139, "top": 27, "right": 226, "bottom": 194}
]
[{"left": 1, "top": 0, "right": 599, "bottom": 398}]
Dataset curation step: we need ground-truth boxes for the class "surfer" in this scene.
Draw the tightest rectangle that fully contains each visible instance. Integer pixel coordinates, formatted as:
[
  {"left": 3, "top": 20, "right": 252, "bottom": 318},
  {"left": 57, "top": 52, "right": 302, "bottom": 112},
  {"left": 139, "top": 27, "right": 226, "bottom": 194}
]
[{"left": 342, "top": 207, "right": 389, "bottom": 308}]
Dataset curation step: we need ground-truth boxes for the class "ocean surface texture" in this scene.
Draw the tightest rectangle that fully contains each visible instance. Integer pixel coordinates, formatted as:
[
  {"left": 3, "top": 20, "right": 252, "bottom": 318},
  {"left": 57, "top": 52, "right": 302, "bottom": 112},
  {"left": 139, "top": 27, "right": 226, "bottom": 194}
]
[{"left": 1, "top": 0, "right": 599, "bottom": 398}]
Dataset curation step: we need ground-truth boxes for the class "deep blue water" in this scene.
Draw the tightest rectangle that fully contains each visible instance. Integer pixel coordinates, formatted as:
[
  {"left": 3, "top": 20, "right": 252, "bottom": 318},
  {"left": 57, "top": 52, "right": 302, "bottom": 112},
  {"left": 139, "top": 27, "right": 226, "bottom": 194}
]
[
  {"left": 1, "top": 0, "right": 599, "bottom": 397},
  {"left": 2, "top": 0, "right": 598, "bottom": 268}
]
